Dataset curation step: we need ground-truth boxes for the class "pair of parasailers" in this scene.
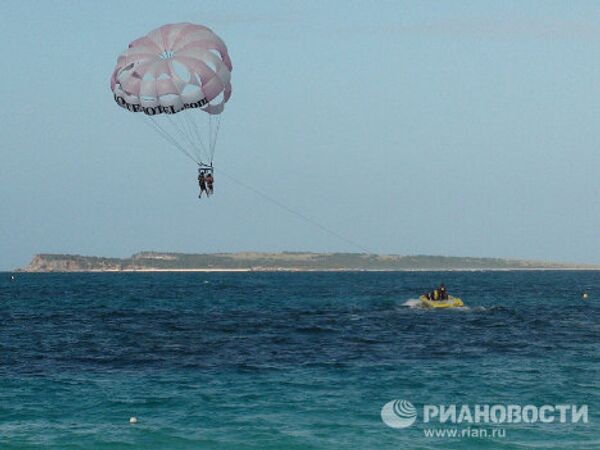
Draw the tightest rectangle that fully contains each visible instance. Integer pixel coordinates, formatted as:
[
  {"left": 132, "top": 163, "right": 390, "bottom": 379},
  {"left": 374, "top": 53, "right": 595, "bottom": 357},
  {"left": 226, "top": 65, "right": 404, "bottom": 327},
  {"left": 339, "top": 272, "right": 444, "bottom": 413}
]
[{"left": 198, "top": 170, "right": 214, "bottom": 198}]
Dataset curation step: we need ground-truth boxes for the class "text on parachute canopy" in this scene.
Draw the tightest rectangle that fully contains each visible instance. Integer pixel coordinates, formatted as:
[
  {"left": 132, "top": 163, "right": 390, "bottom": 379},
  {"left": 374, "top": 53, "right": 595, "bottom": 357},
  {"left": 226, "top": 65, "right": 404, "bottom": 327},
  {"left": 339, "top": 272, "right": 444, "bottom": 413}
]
[{"left": 114, "top": 95, "right": 208, "bottom": 115}]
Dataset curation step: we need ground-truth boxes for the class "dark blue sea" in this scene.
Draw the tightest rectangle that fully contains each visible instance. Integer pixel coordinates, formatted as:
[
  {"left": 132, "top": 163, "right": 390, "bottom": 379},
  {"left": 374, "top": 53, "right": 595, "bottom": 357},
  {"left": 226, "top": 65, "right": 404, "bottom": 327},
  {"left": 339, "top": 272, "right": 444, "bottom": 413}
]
[{"left": 1, "top": 271, "right": 598, "bottom": 449}]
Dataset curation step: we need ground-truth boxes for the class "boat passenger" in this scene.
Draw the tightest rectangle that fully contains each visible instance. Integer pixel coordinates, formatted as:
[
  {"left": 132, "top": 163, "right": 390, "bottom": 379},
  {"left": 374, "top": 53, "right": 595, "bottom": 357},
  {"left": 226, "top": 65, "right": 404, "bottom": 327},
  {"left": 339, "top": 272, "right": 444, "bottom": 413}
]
[{"left": 439, "top": 283, "right": 448, "bottom": 300}]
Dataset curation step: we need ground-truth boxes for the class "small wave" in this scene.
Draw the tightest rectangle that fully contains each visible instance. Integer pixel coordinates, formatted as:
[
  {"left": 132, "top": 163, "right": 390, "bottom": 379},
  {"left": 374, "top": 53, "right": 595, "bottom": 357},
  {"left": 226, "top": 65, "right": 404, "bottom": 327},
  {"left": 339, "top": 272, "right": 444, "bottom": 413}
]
[
  {"left": 402, "top": 299, "right": 423, "bottom": 308},
  {"left": 468, "top": 305, "right": 491, "bottom": 312},
  {"left": 457, "top": 305, "right": 518, "bottom": 315},
  {"left": 402, "top": 298, "right": 469, "bottom": 310},
  {"left": 401, "top": 299, "right": 485, "bottom": 312}
]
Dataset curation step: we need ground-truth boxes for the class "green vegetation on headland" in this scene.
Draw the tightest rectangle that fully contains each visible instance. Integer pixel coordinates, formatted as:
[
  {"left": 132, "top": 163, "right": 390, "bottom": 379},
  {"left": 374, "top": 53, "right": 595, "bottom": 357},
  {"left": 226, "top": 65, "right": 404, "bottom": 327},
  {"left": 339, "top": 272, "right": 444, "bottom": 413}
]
[{"left": 19, "top": 252, "right": 600, "bottom": 272}]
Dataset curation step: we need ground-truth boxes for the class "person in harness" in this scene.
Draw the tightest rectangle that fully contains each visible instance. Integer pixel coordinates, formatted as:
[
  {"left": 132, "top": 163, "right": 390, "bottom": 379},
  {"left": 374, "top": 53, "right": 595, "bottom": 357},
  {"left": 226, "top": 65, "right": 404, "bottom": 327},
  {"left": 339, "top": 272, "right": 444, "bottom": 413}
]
[
  {"left": 205, "top": 172, "right": 214, "bottom": 195},
  {"left": 198, "top": 169, "right": 208, "bottom": 198}
]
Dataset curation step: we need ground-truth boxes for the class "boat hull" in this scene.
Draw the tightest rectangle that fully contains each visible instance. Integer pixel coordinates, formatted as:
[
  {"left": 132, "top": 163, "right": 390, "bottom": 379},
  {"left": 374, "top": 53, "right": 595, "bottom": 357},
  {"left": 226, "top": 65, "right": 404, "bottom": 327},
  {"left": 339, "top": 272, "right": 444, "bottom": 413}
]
[{"left": 419, "top": 295, "right": 464, "bottom": 309}]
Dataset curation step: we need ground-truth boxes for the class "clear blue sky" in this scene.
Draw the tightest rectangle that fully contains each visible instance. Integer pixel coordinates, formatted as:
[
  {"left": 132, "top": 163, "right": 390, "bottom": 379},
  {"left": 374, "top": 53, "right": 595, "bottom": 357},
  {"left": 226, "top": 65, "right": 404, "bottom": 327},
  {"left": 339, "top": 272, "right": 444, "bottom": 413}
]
[{"left": 1, "top": 0, "right": 600, "bottom": 270}]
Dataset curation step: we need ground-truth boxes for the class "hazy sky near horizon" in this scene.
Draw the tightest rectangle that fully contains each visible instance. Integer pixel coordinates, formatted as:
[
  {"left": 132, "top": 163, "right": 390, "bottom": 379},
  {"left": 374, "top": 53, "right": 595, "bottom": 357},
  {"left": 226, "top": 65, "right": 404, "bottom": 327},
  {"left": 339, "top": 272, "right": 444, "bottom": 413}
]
[{"left": 1, "top": 0, "right": 600, "bottom": 270}]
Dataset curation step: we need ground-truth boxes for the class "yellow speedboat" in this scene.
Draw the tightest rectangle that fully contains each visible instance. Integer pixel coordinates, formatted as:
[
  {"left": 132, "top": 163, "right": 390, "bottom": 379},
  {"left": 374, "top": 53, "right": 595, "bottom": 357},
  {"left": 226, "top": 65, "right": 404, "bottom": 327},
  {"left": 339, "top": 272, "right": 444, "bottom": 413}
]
[{"left": 419, "top": 295, "right": 464, "bottom": 309}]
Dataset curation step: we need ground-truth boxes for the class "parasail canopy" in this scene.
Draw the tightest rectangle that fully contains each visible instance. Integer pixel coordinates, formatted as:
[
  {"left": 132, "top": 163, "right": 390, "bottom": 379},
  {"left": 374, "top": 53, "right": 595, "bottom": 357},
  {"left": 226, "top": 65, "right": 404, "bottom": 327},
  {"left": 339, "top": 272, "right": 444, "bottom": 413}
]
[{"left": 111, "top": 23, "right": 233, "bottom": 166}]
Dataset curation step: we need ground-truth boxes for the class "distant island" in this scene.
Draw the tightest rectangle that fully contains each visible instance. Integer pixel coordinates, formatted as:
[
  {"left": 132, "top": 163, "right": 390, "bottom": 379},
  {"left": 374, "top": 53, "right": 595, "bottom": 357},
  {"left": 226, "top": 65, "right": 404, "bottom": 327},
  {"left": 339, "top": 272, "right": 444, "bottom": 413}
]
[{"left": 19, "top": 252, "right": 600, "bottom": 272}]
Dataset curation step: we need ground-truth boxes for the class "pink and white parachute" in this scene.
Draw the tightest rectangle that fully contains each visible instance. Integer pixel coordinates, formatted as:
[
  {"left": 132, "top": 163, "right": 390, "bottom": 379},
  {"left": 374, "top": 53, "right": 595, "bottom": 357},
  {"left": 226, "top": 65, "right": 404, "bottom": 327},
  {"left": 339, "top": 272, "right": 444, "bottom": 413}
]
[{"left": 111, "top": 23, "right": 233, "bottom": 166}]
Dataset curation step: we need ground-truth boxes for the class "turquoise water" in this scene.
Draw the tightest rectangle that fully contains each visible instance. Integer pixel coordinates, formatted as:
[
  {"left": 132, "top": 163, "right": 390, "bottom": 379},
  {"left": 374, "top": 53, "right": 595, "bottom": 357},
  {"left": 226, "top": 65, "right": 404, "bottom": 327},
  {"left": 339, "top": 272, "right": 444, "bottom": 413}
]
[{"left": 0, "top": 271, "right": 598, "bottom": 449}]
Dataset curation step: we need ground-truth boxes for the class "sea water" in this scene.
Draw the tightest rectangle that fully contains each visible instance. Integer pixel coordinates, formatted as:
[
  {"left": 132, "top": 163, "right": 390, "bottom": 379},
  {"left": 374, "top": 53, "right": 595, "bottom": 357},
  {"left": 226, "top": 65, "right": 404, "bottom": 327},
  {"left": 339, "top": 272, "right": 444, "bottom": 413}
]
[{"left": 0, "top": 271, "right": 598, "bottom": 449}]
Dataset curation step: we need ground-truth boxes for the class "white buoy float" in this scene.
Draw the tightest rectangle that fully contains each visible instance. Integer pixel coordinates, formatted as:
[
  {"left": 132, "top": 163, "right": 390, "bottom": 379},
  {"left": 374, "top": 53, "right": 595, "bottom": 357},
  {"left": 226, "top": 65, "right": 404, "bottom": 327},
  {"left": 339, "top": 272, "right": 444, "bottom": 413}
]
[{"left": 129, "top": 416, "right": 138, "bottom": 424}]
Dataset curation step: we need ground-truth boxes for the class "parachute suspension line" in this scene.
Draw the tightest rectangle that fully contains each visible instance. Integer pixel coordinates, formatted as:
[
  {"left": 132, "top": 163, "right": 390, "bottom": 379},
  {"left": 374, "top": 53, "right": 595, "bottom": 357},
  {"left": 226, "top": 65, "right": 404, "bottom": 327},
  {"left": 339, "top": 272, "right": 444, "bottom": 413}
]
[
  {"left": 144, "top": 116, "right": 187, "bottom": 154},
  {"left": 187, "top": 110, "right": 207, "bottom": 155},
  {"left": 208, "top": 114, "right": 214, "bottom": 162},
  {"left": 210, "top": 115, "right": 222, "bottom": 163},
  {"left": 182, "top": 111, "right": 206, "bottom": 157},
  {"left": 146, "top": 117, "right": 198, "bottom": 164},
  {"left": 142, "top": 116, "right": 199, "bottom": 164},
  {"left": 179, "top": 112, "right": 195, "bottom": 146},
  {"left": 142, "top": 115, "right": 185, "bottom": 153},
  {"left": 164, "top": 113, "right": 203, "bottom": 164},
  {"left": 180, "top": 113, "right": 203, "bottom": 162},
  {"left": 215, "top": 168, "right": 371, "bottom": 254},
  {"left": 184, "top": 110, "right": 210, "bottom": 164}
]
